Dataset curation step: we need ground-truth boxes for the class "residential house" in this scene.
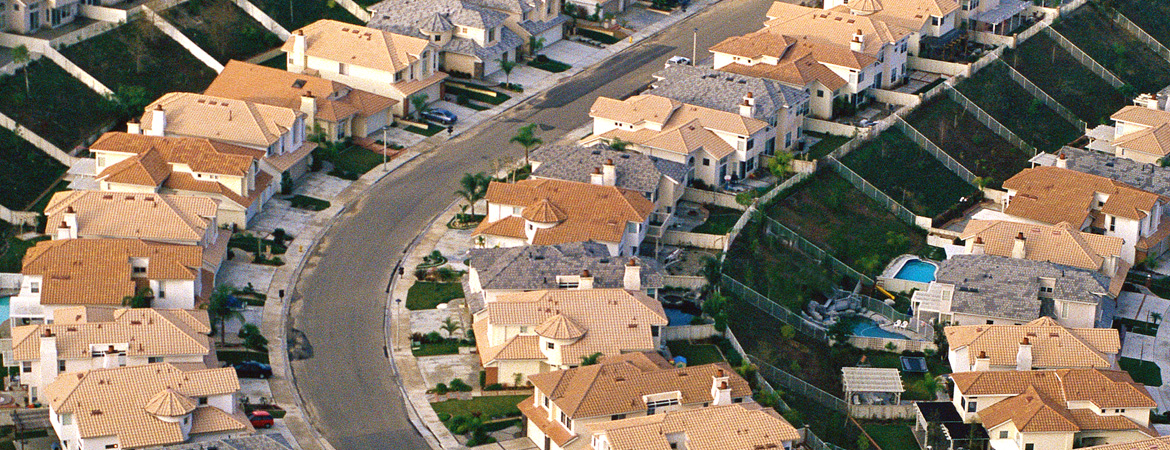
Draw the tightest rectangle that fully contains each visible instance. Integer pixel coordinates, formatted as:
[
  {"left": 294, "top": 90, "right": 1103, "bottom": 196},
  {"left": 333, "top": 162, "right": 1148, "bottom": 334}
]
[
  {"left": 43, "top": 190, "right": 230, "bottom": 278},
  {"left": 959, "top": 220, "right": 1126, "bottom": 276},
  {"left": 947, "top": 369, "right": 1157, "bottom": 450},
  {"left": 205, "top": 60, "right": 397, "bottom": 142},
  {"left": 283, "top": 20, "right": 447, "bottom": 116},
  {"left": 529, "top": 145, "right": 687, "bottom": 233},
  {"left": 910, "top": 254, "right": 1120, "bottom": 328},
  {"left": 957, "top": 0, "right": 1030, "bottom": 35},
  {"left": 588, "top": 403, "right": 802, "bottom": 450},
  {"left": 88, "top": 132, "right": 272, "bottom": 227},
  {"left": 472, "top": 289, "right": 667, "bottom": 386},
  {"left": 464, "top": 242, "right": 664, "bottom": 308},
  {"left": 8, "top": 306, "right": 213, "bottom": 403},
  {"left": 46, "top": 363, "right": 249, "bottom": 450},
  {"left": 135, "top": 92, "right": 316, "bottom": 184},
  {"left": 367, "top": 0, "right": 524, "bottom": 79},
  {"left": 818, "top": 0, "right": 961, "bottom": 56},
  {"left": 1001, "top": 166, "right": 1170, "bottom": 263},
  {"left": 710, "top": 1, "right": 912, "bottom": 117},
  {"left": 472, "top": 178, "right": 655, "bottom": 257},
  {"left": 943, "top": 317, "right": 1120, "bottom": 373},
  {"left": 1081, "top": 436, "right": 1170, "bottom": 450},
  {"left": 648, "top": 63, "right": 810, "bottom": 154},
  {"left": 5, "top": 0, "right": 76, "bottom": 34},
  {"left": 466, "top": 0, "right": 565, "bottom": 50},
  {"left": 520, "top": 351, "right": 753, "bottom": 450},
  {"left": 1084, "top": 104, "right": 1170, "bottom": 166},
  {"left": 1032, "top": 147, "right": 1170, "bottom": 200},
  {"left": 12, "top": 239, "right": 203, "bottom": 325},
  {"left": 585, "top": 94, "right": 771, "bottom": 187}
]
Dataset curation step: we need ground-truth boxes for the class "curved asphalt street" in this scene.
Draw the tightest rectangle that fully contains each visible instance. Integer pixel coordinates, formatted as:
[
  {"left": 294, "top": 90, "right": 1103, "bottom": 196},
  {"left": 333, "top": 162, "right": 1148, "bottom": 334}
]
[{"left": 287, "top": 0, "right": 779, "bottom": 447}]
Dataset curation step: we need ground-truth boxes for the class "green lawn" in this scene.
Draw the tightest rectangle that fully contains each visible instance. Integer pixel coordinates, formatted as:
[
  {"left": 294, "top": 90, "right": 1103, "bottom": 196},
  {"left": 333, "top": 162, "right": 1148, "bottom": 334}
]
[
  {"left": 666, "top": 340, "right": 724, "bottom": 366},
  {"left": 1005, "top": 32, "right": 1127, "bottom": 125},
  {"left": 161, "top": 0, "right": 283, "bottom": 64},
  {"left": 691, "top": 205, "right": 742, "bottom": 235},
  {"left": 60, "top": 18, "right": 218, "bottom": 102},
  {"left": 0, "top": 127, "right": 66, "bottom": 210},
  {"left": 840, "top": 128, "right": 976, "bottom": 218},
  {"left": 576, "top": 28, "right": 622, "bottom": 45},
  {"left": 404, "top": 122, "right": 445, "bottom": 136},
  {"left": 217, "top": 349, "right": 270, "bottom": 365},
  {"left": 804, "top": 132, "right": 852, "bottom": 160},
  {"left": 1114, "top": 317, "right": 1159, "bottom": 336},
  {"left": 528, "top": 58, "right": 571, "bottom": 73},
  {"left": 430, "top": 395, "right": 529, "bottom": 421},
  {"left": 0, "top": 58, "right": 116, "bottom": 150},
  {"left": 956, "top": 63, "right": 1082, "bottom": 153},
  {"left": 413, "top": 339, "right": 460, "bottom": 357},
  {"left": 289, "top": 195, "right": 331, "bottom": 211},
  {"left": 1120, "top": 357, "right": 1162, "bottom": 386},
  {"left": 1109, "top": 0, "right": 1170, "bottom": 48},
  {"left": 445, "top": 84, "right": 511, "bottom": 105},
  {"left": 332, "top": 145, "right": 385, "bottom": 175},
  {"left": 259, "top": 53, "right": 287, "bottom": 70},
  {"left": 1053, "top": 3, "right": 1170, "bottom": 93},
  {"left": 904, "top": 96, "right": 1030, "bottom": 190},
  {"left": 248, "top": 0, "right": 361, "bottom": 30},
  {"left": 406, "top": 282, "right": 465, "bottom": 310},
  {"left": 29, "top": 179, "right": 70, "bottom": 213},
  {"left": 862, "top": 422, "right": 919, "bottom": 450}
]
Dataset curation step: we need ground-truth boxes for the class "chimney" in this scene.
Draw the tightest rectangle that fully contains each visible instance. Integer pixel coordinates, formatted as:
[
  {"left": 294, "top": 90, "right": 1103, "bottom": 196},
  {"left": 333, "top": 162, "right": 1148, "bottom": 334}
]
[
  {"left": 739, "top": 92, "right": 756, "bottom": 118},
  {"left": 590, "top": 167, "right": 604, "bottom": 186},
  {"left": 601, "top": 159, "right": 616, "bottom": 186},
  {"left": 1103, "top": 254, "right": 1119, "bottom": 277},
  {"left": 1012, "top": 232, "right": 1026, "bottom": 259},
  {"left": 973, "top": 350, "right": 990, "bottom": 371},
  {"left": 102, "top": 346, "right": 118, "bottom": 369},
  {"left": 62, "top": 206, "right": 78, "bottom": 238},
  {"left": 578, "top": 269, "right": 594, "bottom": 290},
  {"left": 291, "top": 29, "right": 307, "bottom": 69},
  {"left": 971, "top": 236, "right": 985, "bottom": 255},
  {"left": 300, "top": 91, "right": 317, "bottom": 123},
  {"left": 711, "top": 370, "right": 733, "bottom": 406},
  {"left": 126, "top": 118, "right": 141, "bottom": 135},
  {"left": 1056, "top": 151, "right": 1068, "bottom": 169},
  {"left": 1016, "top": 337, "right": 1033, "bottom": 371},
  {"left": 850, "top": 29, "right": 865, "bottom": 52},
  {"left": 146, "top": 105, "right": 166, "bottom": 137},
  {"left": 41, "top": 329, "right": 59, "bottom": 383},
  {"left": 56, "top": 221, "right": 73, "bottom": 240},
  {"left": 623, "top": 258, "right": 641, "bottom": 291}
]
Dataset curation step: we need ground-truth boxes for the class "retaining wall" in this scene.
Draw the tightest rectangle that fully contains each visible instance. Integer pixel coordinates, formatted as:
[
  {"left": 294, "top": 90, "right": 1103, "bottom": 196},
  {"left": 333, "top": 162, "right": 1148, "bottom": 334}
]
[
  {"left": 232, "top": 0, "right": 291, "bottom": 40},
  {"left": 0, "top": 207, "right": 39, "bottom": 226},
  {"left": 661, "top": 275, "right": 707, "bottom": 289},
  {"left": 680, "top": 187, "right": 747, "bottom": 210},
  {"left": 333, "top": 0, "right": 371, "bottom": 21},
  {"left": 40, "top": 45, "right": 113, "bottom": 95},
  {"left": 870, "top": 88, "right": 920, "bottom": 107},
  {"left": 142, "top": 6, "right": 224, "bottom": 72},
  {"left": 662, "top": 324, "right": 720, "bottom": 341},
  {"left": 659, "top": 230, "right": 726, "bottom": 250},
  {"left": 804, "top": 117, "right": 859, "bottom": 137},
  {"left": 0, "top": 110, "right": 78, "bottom": 165}
]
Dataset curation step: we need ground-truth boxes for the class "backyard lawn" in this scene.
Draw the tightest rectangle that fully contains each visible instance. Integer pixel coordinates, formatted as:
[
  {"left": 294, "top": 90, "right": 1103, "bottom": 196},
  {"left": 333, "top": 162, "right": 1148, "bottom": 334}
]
[
  {"left": 1052, "top": 3, "right": 1170, "bottom": 93},
  {"left": 804, "top": 131, "right": 852, "bottom": 160},
  {"left": 904, "top": 96, "right": 1031, "bottom": 189},
  {"left": 724, "top": 222, "right": 846, "bottom": 313},
  {"left": 1108, "top": 0, "right": 1170, "bottom": 48},
  {"left": 60, "top": 18, "right": 218, "bottom": 102},
  {"left": 0, "top": 232, "right": 48, "bottom": 273},
  {"left": 0, "top": 58, "right": 116, "bottom": 150},
  {"left": 162, "top": 0, "right": 283, "bottom": 64},
  {"left": 406, "top": 281, "right": 465, "bottom": 310},
  {"left": 955, "top": 63, "right": 1082, "bottom": 153},
  {"left": 430, "top": 395, "right": 529, "bottom": 421},
  {"left": 1119, "top": 357, "right": 1163, "bottom": 386},
  {"left": 690, "top": 205, "right": 741, "bottom": 235},
  {"left": 666, "top": 340, "right": 725, "bottom": 366},
  {"left": 249, "top": 0, "right": 361, "bottom": 32},
  {"left": 1005, "top": 32, "right": 1127, "bottom": 125},
  {"left": 861, "top": 421, "right": 919, "bottom": 450},
  {"left": 0, "top": 128, "right": 66, "bottom": 210},
  {"left": 839, "top": 129, "right": 976, "bottom": 218}
]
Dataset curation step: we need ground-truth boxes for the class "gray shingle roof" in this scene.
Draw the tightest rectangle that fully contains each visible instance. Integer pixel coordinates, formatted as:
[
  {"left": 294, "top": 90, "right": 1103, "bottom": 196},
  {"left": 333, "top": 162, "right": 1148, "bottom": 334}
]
[
  {"left": 159, "top": 434, "right": 294, "bottom": 450},
  {"left": 466, "top": 242, "right": 665, "bottom": 291},
  {"left": 647, "top": 63, "right": 809, "bottom": 122},
  {"left": 530, "top": 145, "right": 685, "bottom": 193},
  {"left": 1059, "top": 146, "right": 1170, "bottom": 197},
  {"left": 368, "top": 0, "right": 507, "bottom": 37},
  {"left": 518, "top": 15, "right": 568, "bottom": 35},
  {"left": 936, "top": 255, "right": 1111, "bottom": 322}
]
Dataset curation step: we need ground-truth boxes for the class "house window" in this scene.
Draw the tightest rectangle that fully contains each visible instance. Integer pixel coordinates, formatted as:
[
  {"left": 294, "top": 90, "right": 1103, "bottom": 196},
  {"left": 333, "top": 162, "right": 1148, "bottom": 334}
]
[
  {"left": 999, "top": 431, "right": 1008, "bottom": 439},
  {"left": 338, "top": 63, "right": 348, "bottom": 75},
  {"left": 58, "top": 360, "right": 65, "bottom": 372},
  {"left": 96, "top": 156, "right": 106, "bottom": 167},
  {"left": 30, "top": 281, "right": 39, "bottom": 293},
  {"left": 433, "top": 35, "right": 440, "bottom": 41},
  {"left": 1039, "top": 286, "right": 1053, "bottom": 294},
  {"left": 858, "top": 71, "right": 865, "bottom": 82},
  {"left": 520, "top": 326, "right": 528, "bottom": 333},
  {"left": 703, "top": 158, "right": 710, "bottom": 166},
  {"left": 817, "top": 90, "right": 824, "bottom": 98},
  {"left": 611, "top": 414, "right": 626, "bottom": 420},
  {"left": 745, "top": 139, "right": 754, "bottom": 150},
  {"left": 21, "top": 362, "right": 31, "bottom": 373},
  {"left": 547, "top": 342, "right": 554, "bottom": 349},
  {"left": 199, "top": 397, "right": 208, "bottom": 405},
  {"left": 132, "top": 266, "right": 146, "bottom": 274},
  {"left": 1025, "top": 444, "right": 1034, "bottom": 450},
  {"left": 670, "top": 444, "right": 678, "bottom": 450},
  {"left": 646, "top": 398, "right": 680, "bottom": 415},
  {"left": 157, "top": 285, "right": 165, "bottom": 298},
  {"left": 148, "top": 357, "right": 163, "bottom": 363},
  {"left": 1109, "top": 216, "right": 1116, "bottom": 232},
  {"left": 986, "top": 320, "right": 994, "bottom": 325},
  {"left": 487, "top": 27, "right": 495, "bottom": 42},
  {"left": 60, "top": 414, "right": 71, "bottom": 425},
  {"left": 967, "top": 400, "right": 977, "bottom": 412},
  {"left": 931, "top": 16, "right": 939, "bottom": 25},
  {"left": 544, "top": 397, "right": 550, "bottom": 407},
  {"left": 105, "top": 444, "right": 118, "bottom": 449},
  {"left": 626, "top": 223, "right": 638, "bottom": 233},
  {"left": 560, "top": 411, "right": 570, "bottom": 428}
]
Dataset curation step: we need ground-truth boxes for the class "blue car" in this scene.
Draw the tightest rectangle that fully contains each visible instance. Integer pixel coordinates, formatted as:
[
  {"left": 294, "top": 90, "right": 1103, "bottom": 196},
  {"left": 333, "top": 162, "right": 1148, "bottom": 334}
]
[{"left": 422, "top": 108, "right": 457, "bottom": 126}]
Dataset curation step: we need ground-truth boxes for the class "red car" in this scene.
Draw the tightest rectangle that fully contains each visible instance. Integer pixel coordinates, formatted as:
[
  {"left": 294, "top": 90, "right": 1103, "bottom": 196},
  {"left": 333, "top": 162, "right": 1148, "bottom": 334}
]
[{"left": 248, "top": 410, "right": 274, "bottom": 429}]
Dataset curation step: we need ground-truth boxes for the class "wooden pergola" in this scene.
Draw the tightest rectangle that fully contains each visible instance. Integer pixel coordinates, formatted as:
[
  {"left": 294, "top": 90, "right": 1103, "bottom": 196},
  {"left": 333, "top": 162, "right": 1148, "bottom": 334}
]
[{"left": 842, "top": 367, "right": 904, "bottom": 405}]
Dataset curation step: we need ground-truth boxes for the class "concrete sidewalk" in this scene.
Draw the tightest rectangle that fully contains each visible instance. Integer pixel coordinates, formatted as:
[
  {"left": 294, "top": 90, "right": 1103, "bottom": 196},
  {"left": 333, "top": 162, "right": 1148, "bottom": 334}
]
[{"left": 1116, "top": 286, "right": 1170, "bottom": 413}]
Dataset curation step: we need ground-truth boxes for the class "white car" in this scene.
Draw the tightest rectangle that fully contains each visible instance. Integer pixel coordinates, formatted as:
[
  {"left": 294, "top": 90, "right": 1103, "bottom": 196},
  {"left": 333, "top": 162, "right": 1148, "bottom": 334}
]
[{"left": 666, "top": 56, "right": 691, "bottom": 67}]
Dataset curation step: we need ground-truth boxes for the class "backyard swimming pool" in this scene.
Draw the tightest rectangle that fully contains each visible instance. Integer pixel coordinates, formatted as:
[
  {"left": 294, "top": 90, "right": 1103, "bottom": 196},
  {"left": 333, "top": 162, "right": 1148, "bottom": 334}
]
[
  {"left": 0, "top": 296, "right": 10, "bottom": 324},
  {"left": 894, "top": 259, "right": 937, "bottom": 283},
  {"left": 852, "top": 317, "right": 907, "bottom": 340}
]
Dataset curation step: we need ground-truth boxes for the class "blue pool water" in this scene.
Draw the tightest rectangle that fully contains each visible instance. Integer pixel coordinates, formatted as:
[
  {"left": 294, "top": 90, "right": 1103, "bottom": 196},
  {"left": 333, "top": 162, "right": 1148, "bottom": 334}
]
[
  {"left": 894, "top": 260, "right": 936, "bottom": 283},
  {"left": 0, "top": 296, "right": 10, "bottom": 324},
  {"left": 664, "top": 307, "right": 695, "bottom": 326},
  {"left": 853, "top": 318, "right": 907, "bottom": 340}
]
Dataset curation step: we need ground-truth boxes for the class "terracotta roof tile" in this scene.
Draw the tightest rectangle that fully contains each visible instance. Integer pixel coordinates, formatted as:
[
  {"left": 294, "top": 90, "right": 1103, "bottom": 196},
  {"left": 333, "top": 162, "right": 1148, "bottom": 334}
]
[
  {"left": 45, "top": 190, "right": 218, "bottom": 244},
  {"left": 205, "top": 60, "right": 397, "bottom": 123},
  {"left": 590, "top": 404, "right": 801, "bottom": 450},
  {"left": 1003, "top": 166, "right": 1164, "bottom": 224},
  {"left": 474, "top": 179, "right": 654, "bottom": 245},
  {"left": 11, "top": 307, "right": 212, "bottom": 362},
  {"left": 944, "top": 317, "right": 1119, "bottom": 369},
  {"left": 22, "top": 239, "right": 202, "bottom": 305},
  {"left": 282, "top": 20, "right": 432, "bottom": 74},
  {"left": 960, "top": 220, "right": 1122, "bottom": 271}
]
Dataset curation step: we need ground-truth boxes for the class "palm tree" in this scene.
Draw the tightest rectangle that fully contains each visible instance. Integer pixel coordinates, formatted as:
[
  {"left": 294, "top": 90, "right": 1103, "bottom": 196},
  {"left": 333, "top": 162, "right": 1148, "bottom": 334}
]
[
  {"left": 497, "top": 58, "right": 518, "bottom": 86},
  {"left": 510, "top": 123, "right": 543, "bottom": 166},
  {"left": 528, "top": 36, "right": 546, "bottom": 58},
  {"left": 12, "top": 45, "right": 30, "bottom": 95},
  {"left": 208, "top": 285, "right": 244, "bottom": 344},
  {"left": 440, "top": 317, "right": 462, "bottom": 338},
  {"left": 608, "top": 137, "right": 629, "bottom": 151},
  {"left": 580, "top": 352, "right": 603, "bottom": 366},
  {"left": 410, "top": 92, "right": 429, "bottom": 120},
  {"left": 455, "top": 172, "right": 490, "bottom": 215}
]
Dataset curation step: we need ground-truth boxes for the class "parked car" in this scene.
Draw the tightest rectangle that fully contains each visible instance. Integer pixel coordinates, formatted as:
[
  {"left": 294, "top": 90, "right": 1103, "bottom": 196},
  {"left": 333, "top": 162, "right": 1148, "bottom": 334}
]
[
  {"left": 422, "top": 108, "right": 457, "bottom": 126},
  {"left": 233, "top": 361, "right": 273, "bottom": 379},
  {"left": 666, "top": 56, "right": 691, "bottom": 67},
  {"left": 248, "top": 410, "right": 275, "bottom": 429}
]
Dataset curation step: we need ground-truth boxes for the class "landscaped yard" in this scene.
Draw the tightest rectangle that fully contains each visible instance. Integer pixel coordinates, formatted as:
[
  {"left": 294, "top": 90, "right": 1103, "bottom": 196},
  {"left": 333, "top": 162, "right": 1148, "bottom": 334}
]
[
  {"left": 0, "top": 58, "right": 116, "bottom": 150},
  {"left": 329, "top": 145, "right": 385, "bottom": 178},
  {"left": 1052, "top": 3, "right": 1170, "bottom": 93},
  {"left": 248, "top": 0, "right": 361, "bottom": 30},
  {"left": 60, "top": 18, "right": 218, "bottom": 102},
  {"left": 763, "top": 171, "right": 925, "bottom": 275},
  {"left": 445, "top": 83, "right": 511, "bottom": 105},
  {"left": 1005, "top": 32, "right": 1127, "bottom": 125},
  {"left": 406, "top": 281, "right": 465, "bottom": 310},
  {"left": 861, "top": 421, "right": 919, "bottom": 450},
  {"left": 666, "top": 340, "right": 725, "bottom": 366},
  {"left": 904, "top": 96, "right": 1031, "bottom": 189},
  {"left": 955, "top": 63, "right": 1083, "bottom": 153},
  {"left": 724, "top": 221, "right": 844, "bottom": 313},
  {"left": 430, "top": 395, "right": 529, "bottom": 421},
  {"left": 289, "top": 195, "right": 331, "bottom": 211},
  {"left": 1120, "top": 357, "right": 1162, "bottom": 386},
  {"left": 839, "top": 129, "right": 976, "bottom": 218},
  {"left": 162, "top": 0, "right": 283, "bottom": 64},
  {"left": 690, "top": 204, "right": 741, "bottom": 235},
  {"left": 804, "top": 131, "right": 852, "bottom": 160},
  {"left": 413, "top": 340, "right": 460, "bottom": 357},
  {"left": 1114, "top": 317, "right": 1159, "bottom": 336},
  {"left": 0, "top": 127, "right": 66, "bottom": 210},
  {"left": 527, "top": 56, "right": 571, "bottom": 73},
  {"left": 1109, "top": 0, "right": 1170, "bottom": 48},
  {"left": 404, "top": 122, "right": 445, "bottom": 137}
]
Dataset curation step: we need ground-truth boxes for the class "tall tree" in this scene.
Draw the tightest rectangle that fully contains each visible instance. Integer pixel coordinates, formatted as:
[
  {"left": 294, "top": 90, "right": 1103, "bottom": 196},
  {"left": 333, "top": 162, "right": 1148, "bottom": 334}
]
[
  {"left": 440, "top": 317, "right": 462, "bottom": 338},
  {"left": 12, "top": 45, "right": 29, "bottom": 95},
  {"left": 410, "top": 93, "right": 429, "bottom": 120},
  {"left": 497, "top": 58, "right": 518, "bottom": 85},
  {"left": 208, "top": 285, "right": 244, "bottom": 344},
  {"left": 455, "top": 172, "right": 490, "bottom": 215},
  {"left": 510, "top": 123, "right": 543, "bottom": 166}
]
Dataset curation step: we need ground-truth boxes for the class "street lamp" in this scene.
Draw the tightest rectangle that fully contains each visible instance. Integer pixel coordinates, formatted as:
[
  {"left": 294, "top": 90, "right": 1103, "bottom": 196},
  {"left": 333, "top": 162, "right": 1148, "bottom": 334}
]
[
  {"left": 394, "top": 298, "right": 403, "bottom": 350},
  {"left": 692, "top": 28, "right": 698, "bottom": 66}
]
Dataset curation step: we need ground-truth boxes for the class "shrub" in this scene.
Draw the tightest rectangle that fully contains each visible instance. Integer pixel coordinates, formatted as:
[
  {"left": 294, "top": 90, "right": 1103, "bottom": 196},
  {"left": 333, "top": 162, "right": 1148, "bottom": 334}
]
[
  {"left": 449, "top": 378, "right": 472, "bottom": 392},
  {"left": 479, "top": 370, "right": 487, "bottom": 388},
  {"left": 433, "top": 383, "right": 449, "bottom": 395},
  {"left": 484, "top": 383, "right": 504, "bottom": 391},
  {"left": 437, "top": 412, "right": 451, "bottom": 422},
  {"left": 424, "top": 331, "right": 444, "bottom": 344}
]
